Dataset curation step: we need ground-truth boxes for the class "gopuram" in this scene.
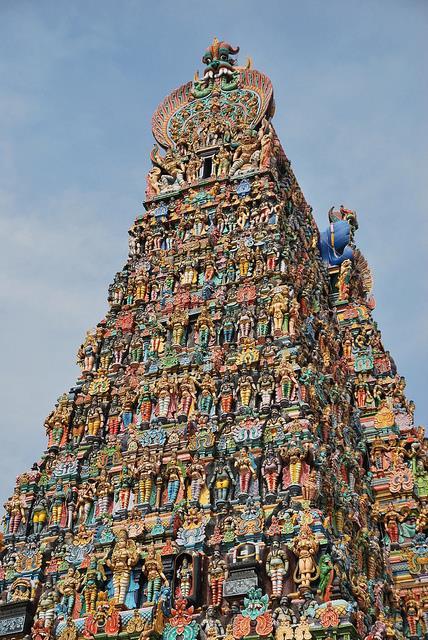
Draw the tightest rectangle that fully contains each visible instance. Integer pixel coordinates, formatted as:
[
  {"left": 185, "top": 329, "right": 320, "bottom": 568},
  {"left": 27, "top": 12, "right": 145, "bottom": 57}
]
[{"left": 1, "top": 39, "right": 427, "bottom": 640}]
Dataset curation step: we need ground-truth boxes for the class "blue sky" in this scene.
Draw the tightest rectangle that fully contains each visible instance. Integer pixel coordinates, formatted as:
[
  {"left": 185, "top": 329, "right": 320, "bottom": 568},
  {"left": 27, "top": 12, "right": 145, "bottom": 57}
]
[{"left": 0, "top": 1, "right": 427, "bottom": 505}]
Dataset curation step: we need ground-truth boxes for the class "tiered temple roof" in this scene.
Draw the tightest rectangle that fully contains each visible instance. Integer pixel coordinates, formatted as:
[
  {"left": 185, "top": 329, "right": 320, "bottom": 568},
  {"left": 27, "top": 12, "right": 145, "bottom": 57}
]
[{"left": 1, "top": 39, "right": 426, "bottom": 640}]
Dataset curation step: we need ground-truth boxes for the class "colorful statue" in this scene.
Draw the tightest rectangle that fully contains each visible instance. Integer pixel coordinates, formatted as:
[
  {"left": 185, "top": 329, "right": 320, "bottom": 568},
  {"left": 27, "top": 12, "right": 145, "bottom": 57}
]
[
  {"left": 142, "top": 543, "right": 169, "bottom": 604},
  {"left": 209, "top": 456, "right": 235, "bottom": 504},
  {"left": 106, "top": 529, "right": 139, "bottom": 606},
  {"left": 266, "top": 541, "right": 289, "bottom": 599},
  {"left": 208, "top": 549, "right": 228, "bottom": 607},
  {"left": 293, "top": 525, "right": 319, "bottom": 592},
  {"left": 164, "top": 452, "right": 185, "bottom": 506},
  {"left": 234, "top": 447, "right": 257, "bottom": 495},
  {"left": 56, "top": 566, "right": 81, "bottom": 617},
  {"left": 136, "top": 448, "right": 160, "bottom": 505},
  {"left": 4, "top": 487, "right": 27, "bottom": 535},
  {"left": 81, "top": 556, "right": 106, "bottom": 614},
  {"left": 176, "top": 556, "right": 193, "bottom": 598},
  {"left": 186, "top": 453, "right": 207, "bottom": 503},
  {"left": 262, "top": 445, "right": 282, "bottom": 497}
]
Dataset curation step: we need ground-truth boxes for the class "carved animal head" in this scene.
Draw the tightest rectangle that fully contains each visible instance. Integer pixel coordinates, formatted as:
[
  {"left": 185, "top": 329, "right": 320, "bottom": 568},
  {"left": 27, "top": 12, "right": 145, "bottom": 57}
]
[{"left": 202, "top": 37, "right": 239, "bottom": 79}]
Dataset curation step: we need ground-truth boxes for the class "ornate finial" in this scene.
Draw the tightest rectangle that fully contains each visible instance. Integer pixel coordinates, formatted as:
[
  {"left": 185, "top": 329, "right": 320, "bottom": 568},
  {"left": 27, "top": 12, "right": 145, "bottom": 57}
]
[{"left": 202, "top": 38, "right": 240, "bottom": 79}]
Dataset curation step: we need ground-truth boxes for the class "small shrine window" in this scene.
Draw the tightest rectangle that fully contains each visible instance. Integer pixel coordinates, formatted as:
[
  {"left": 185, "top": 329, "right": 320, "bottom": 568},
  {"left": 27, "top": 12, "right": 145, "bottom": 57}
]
[{"left": 201, "top": 156, "right": 213, "bottom": 179}]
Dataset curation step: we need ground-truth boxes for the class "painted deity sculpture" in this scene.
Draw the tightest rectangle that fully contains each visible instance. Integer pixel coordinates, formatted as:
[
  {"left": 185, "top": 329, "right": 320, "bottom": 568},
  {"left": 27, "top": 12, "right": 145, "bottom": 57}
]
[
  {"left": 105, "top": 529, "right": 139, "bottom": 606},
  {"left": 266, "top": 541, "right": 289, "bottom": 599},
  {"left": 142, "top": 544, "right": 169, "bottom": 605}
]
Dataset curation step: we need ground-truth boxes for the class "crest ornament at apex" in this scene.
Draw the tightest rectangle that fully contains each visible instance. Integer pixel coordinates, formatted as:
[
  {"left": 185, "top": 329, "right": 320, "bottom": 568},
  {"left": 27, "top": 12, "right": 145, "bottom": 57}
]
[{"left": 151, "top": 41, "right": 274, "bottom": 152}]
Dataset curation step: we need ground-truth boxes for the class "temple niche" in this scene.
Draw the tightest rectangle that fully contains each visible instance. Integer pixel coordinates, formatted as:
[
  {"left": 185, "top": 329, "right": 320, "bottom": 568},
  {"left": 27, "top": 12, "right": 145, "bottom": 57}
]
[{"left": 1, "top": 38, "right": 427, "bottom": 640}]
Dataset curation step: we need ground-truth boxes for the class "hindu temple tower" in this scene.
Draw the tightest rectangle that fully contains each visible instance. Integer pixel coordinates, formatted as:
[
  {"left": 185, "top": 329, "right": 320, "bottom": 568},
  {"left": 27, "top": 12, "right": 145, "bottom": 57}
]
[{"left": 1, "top": 39, "right": 427, "bottom": 640}]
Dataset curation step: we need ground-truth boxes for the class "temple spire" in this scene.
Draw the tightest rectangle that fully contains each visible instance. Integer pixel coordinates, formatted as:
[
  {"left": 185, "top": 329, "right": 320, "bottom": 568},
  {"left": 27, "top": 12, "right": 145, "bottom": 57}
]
[{"left": 0, "top": 41, "right": 425, "bottom": 640}]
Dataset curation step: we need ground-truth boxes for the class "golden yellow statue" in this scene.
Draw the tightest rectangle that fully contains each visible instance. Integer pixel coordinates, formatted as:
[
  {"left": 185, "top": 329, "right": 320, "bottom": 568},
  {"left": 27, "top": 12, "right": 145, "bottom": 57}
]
[{"left": 105, "top": 529, "right": 139, "bottom": 606}]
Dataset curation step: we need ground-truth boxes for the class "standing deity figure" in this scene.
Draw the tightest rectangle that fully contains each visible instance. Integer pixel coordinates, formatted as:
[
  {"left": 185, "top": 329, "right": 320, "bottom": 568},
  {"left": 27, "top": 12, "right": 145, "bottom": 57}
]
[
  {"left": 76, "top": 482, "right": 95, "bottom": 525},
  {"left": 77, "top": 331, "right": 99, "bottom": 373},
  {"left": 281, "top": 443, "right": 311, "bottom": 491},
  {"left": 262, "top": 445, "right": 282, "bottom": 496},
  {"left": 187, "top": 453, "right": 206, "bottom": 503},
  {"left": 112, "top": 331, "right": 128, "bottom": 366},
  {"left": 169, "top": 308, "right": 189, "bottom": 347},
  {"left": 129, "top": 333, "right": 144, "bottom": 364},
  {"left": 177, "top": 372, "right": 199, "bottom": 419},
  {"left": 142, "top": 544, "right": 169, "bottom": 604},
  {"left": 198, "top": 373, "right": 217, "bottom": 415},
  {"left": 31, "top": 495, "right": 49, "bottom": 534},
  {"left": 186, "top": 154, "right": 202, "bottom": 182},
  {"left": 137, "top": 382, "right": 153, "bottom": 424},
  {"left": 252, "top": 244, "right": 265, "bottom": 276},
  {"left": 164, "top": 452, "right": 184, "bottom": 506},
  {"left": 293, "top": 524, "right": 319, "bottom": 592},
  {"left": 203, "top": 257, "right": 217, "bottom": 284},
  {"left": 342, "top": 326, "right": 353, "bottom": 361},
  {"left": 134, "top": 268, "right": 149, "bottom": 302},
  {"left": 71, "top": 406, "right": 86, "bottom": 446},
  {"left": 214, "top": 145, "right": 231, "bottom": 177},
  {"left": 44, "top": 395, "right": 72, "bottom": 448},
  {"left": 65, "top": 485, "right": 77, "bottom": 530},
  {"left": 237, "top": 306, "right": 254, "bottom": 342},
  {"left": 119, "top": 393, "right": 134, "bottom": 432},
  {"left": 81, "top": 557, "right": 106, "bottom": 615},
  {"left": 236, "top": 242, "right": 252, "bottom": 277},
  {"left": 288, "top": 298, "right": 300, "bottom": 338},
  {"left": 195, "top": 308, "right": 215, "bottom": 350},
  {"left": 56, "top": 566, "right": 81, "bottom": 617},
  {"left": 154, "top": 371, "right": 176, "bottom": 421},
  {"left": 266, "top": 240, "right": 280, "bottom": 272},
  {"left": 115, "top": 463, "right": 134, "bottom": 511},
  {"left": 208, "top": 550, "right": 228, "bottom": 607},
  {"left": 218, "top": 374, "right": 235, "bottom": 415},
  {"left": 354, "top": 374, "right": 369, "bottom": 409},
  {"left": 237, "top": 367, "right": 256, "bottom": 409},
  {"left": 50, "top": 482, "right": 66, "bottom": 527},
  {"left": 266, "top": 541, "right": 289, "bottom": 599},
  {"left": 149, "top": 325, "right": 166, "bottom": 357},
  {"left": 35, "top": 585, "right": 57, "bottom": 631},
  {"left": 256, "top": 305, "right": 270, "bottom": 339},
  {"left": 259, "top": 119, "right": 274, "bottom": 169},
  {"left": 302, "top": 469, "right": 319, "bottom": 503},
  {"left": 403, "top": 598, "right": 421, "bottom": 640},
  {"left": 222, "top": 311, "right": 236, "bottom": 344},
  {"left": 234, "top": 447, "right": 257, "bottom": 495},
  {"left": 269, "top": 292, "right": 289, "bottom": 336},
  {"left": 176, "top": 556, "right": 193, "bottom": 598},
  {"left": 383, "top": 507, "right": 402, "bottom": 545},
  {"left": 192, "top": 206, "right": 208, "bottom": 237},
  {"left": 136, "top": 448, "right": 160, "bottom": 505},
  {"left": 106, "top": 529, "right": 139, "bottom": 606},
  {"left": 86, "top": 401, "right": 103, "bottom": 438},
  {"left": 257, "top": 365, "right": 275, "bottom": 411},
  {"left": 275, "top": 355, "right": 298, "bottom": 405},
  {"left": 209, "top": 456, "right": 236, "bottom": 505},
  {"left": 201, "top": 606, "right": 225, "bottom": 640},
  {"left": 181, "top": 255, "right": 198, "bottom": 286},
  {"left": 4, "top": 487, "right": 27, "bottom": 535},
  {"left": 337, "top": 259, "right": 352, "bottom": 301},
  {"left": 96, "top": 469, "right": 113, "bottom": 517},
  {"left": 106, "top": 395, "right": 120, "bottom": 437}
]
